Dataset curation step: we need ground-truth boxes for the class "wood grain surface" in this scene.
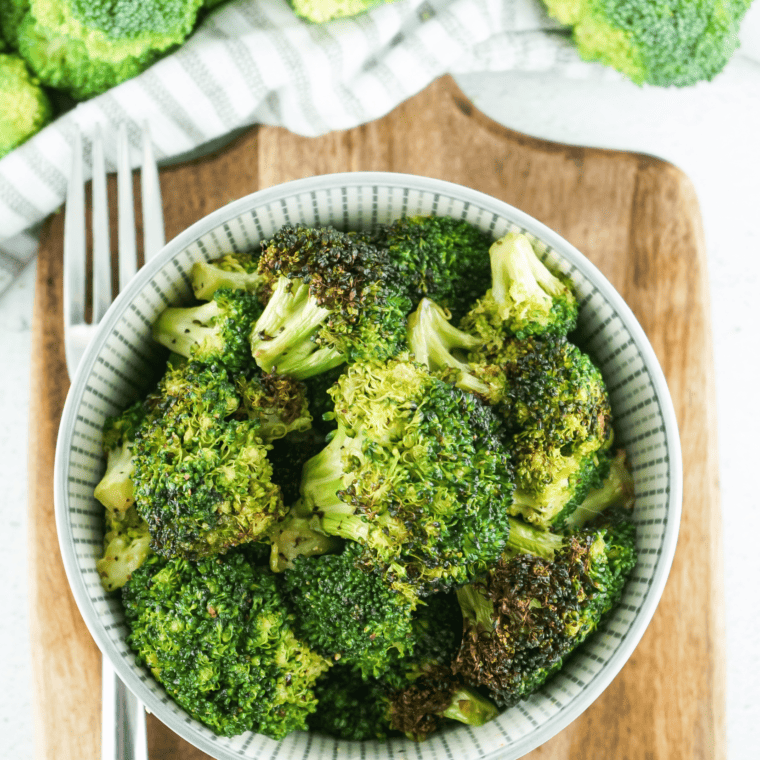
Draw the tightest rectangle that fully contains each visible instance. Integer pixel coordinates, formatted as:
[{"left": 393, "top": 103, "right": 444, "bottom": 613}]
[{"left": 28, "top": 75, "right": 724, "bottom": 760}]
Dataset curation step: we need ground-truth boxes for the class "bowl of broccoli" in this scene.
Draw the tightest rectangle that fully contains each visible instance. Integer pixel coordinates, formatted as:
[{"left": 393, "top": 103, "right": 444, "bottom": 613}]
[{"left": 54, "top": 172, "right": 682, "bottom": 760}]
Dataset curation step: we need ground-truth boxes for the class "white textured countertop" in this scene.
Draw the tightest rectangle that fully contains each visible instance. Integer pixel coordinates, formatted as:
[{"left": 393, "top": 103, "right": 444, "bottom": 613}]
[{"left": 2, "top": 27, "right": 760, "bottom": 760}]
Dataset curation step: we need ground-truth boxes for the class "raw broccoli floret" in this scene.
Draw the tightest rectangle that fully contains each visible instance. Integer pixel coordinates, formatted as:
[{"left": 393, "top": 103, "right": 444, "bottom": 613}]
[
  {"left": 460, "top": 232, "right": 578, "bottom": 343},
  {"left": 543, "top": 0, "right": 753, "bottom": 87},
  {"left": 453, "top": 512, "right": 637, "bottom": 707},
  {"left": 190, "top": 251, "right": 264, "bottom": 301},
  {"left": 380, "top": 215, "right": 493, "bottom": 323},
  {"left": 96, "top": 505, "right": 152, "bottom": 592},
  {"left": 131, "top": 361, "right": 287, "bottom": 559},
  {"left": 251, "top": 224, "right": 412, "bottom": 380},
  {"left": 122, "top": 551, "right": 331, "bottom": 739},
  {"left": 283, "top": 542, "right": 419, "bottom": 678},
  {"left": 15, "top": 0, "right": 204, "bottom": 100},
  {"left": 0, "top": 52, "right": 52, "bottom": 158},
  {"left": 288, "top": 0, "right": 392, "bottom": 23},
  {"left": 153, "top": 287, "right": 263, "bottom": 372},
  {"left": 300, "top": 355, "right": 514, "bottom": 596}
]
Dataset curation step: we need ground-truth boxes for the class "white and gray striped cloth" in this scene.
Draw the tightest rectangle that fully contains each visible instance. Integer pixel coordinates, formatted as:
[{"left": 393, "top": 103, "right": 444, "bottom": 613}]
[{"left": 0, "top": 0, "right": 648, "bottom": 291}]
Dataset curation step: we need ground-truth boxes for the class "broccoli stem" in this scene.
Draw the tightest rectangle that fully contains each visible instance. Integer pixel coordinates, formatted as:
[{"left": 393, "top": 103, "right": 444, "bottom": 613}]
[
  {"left": 406, "top": 298, "right": 491, "bottom": 397},
  {"left": 455, "top": 584, "right": 495, "bottom": 635},
  {"left": 504, "top": 517, "right": 564, "bottom": 560},
  {"left": 152, "top": 300, "right": 222, "bottom": 358},
  {"left": 268, "top": 511, "right": 342, "bottom": 572},
  {"left": 563, "top": 450, "right": 634, "bottom": 528},
  {"left": 442, "top": 687, "right": 500, "bottom": 727},
  {"left": 191, "top": 260, "right": 263, "bottom": 300},
  {"left": 300, "top": 428, "right": 361, "bottom": 514},
  {"left": 252, "top": 277, "right": 344, "bottom": 378},
  {"left": 93, "top": 441, "right": 136, "bottom": 517}
]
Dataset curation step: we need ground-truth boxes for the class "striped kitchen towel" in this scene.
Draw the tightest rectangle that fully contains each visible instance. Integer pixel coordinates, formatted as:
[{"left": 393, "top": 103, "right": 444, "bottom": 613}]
[{"left": 0, "top": 0, "right": 627, "bottom": 292}]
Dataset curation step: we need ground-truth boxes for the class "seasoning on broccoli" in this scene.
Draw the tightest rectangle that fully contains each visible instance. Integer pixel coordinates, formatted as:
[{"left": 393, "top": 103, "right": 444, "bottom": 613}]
[
  {"left": 453, "top": 511, "right": 637, "bottom": 707},
  {"left": 251, "top": 224, "right": 412, "bottom": 379},
  {"left": 0, "top": 52, "right": 52, "bottom": 158},
  {"left": 542, "top": 0, "right": 754, "bottom": 88},
  {"left": 300, "top": 354, "right": 514, "bottom": 596},
  {"left": 122, "top": 551, "right": 331, "bottom": 738}
]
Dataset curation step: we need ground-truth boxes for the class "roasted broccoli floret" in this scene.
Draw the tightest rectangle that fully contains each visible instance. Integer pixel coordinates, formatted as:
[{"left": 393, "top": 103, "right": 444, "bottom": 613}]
[
  {"left": 309, "top": 592, "right": 498, "bottom": 742},
  {"left": 283, "top": 542, "right": 419, "bottom": 678},
  {"left": 408, "top": 297, "right": 613, "bottom": 528},
  {"left": 300, "top": 355, "right": 513, "bottom": 595},
  {"left": 131, "top": 361, "right": 286, "bottom": 559},
  {"left": 251, "top": 224, "right": 412, "bottom": 379},
  {"left": 122, "top": 551, "right": 330, "bottom": 739},
  {"left": 0, "top": 52, "right": 52, "bottom": 158},
  {"left": 453, "top": 512, "right": 637, "bottom": 707},
  {"left": 190, "top": 251, "right": 264, "bottom": 301},
  {"left": 380, "top": 215, "right": 493, "bottom": 323},
  {"left": 96, "top": 505, "right": 152, "bottom": 592},
  {"left": 152, "top": 288, "right": 263, "bottom": 372},
  {"left": 267, "top": 505, "right": 342, "bottom": 572},
  {"left": 543, "top": 0, "right": 753, "bottom": 87},
  {"left": 93, "top": 400, "right": 149, "bottom": 518},
  {"left": 461, "top": 232, "right": 577, "bottom": 344},
  {"left": 15, "top": 0, "right": 204, "bottom": 100}
]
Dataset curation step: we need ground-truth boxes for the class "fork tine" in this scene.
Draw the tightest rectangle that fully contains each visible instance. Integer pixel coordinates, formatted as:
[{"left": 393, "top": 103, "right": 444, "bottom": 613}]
[
  {"left": 116, "top": 123, "right": 137, "bottom": 291},
  {"left": 91, "top": 126, "right": 112, "bottom": 323},
  {"left": 63, "top": 128, "right": 85, "bottom": 334},
  {"left": 140, "top": 123, "right": 165, "bottom": 260}
]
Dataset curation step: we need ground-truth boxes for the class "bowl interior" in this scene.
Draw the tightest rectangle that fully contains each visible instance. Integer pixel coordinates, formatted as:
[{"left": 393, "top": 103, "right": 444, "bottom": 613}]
[{"left": 55, "top": 173, "right": 681, "bottom": 760}]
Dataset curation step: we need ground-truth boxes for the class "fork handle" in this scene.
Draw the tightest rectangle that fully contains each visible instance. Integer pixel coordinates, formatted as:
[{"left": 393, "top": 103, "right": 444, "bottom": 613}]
[{"left": 101, "top": 660, "right": 148, "bottom": 760}]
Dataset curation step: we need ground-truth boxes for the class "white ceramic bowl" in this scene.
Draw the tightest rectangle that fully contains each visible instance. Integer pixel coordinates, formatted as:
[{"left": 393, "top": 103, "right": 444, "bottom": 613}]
[{"left": 54, "top": 172, "right": 682, "bottom": 760}]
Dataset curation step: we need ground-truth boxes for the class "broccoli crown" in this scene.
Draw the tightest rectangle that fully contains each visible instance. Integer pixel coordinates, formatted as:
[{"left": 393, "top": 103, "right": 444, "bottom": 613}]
[
  {"left": 303, "top": 355, "right": 514, "bottom": 595},
  {"left": 122, "top": 551, "right": 330, "bottom": 738},
  {"left": 453, "top": 514, "right": 637, "bottom": 707},
  {"left": 251, "top": 224, "right": 412, "bottom": 379},
  {"left": 381, "top": 215, "right": 493, "bottom": 323},
  {"left": 461, "top": 232, "right": 578, "bottom": 343},
  {"left": 544, "top": 0, "right": 752, "bottom": 87},
  {"left": 16, "top": 0, "right": 203, "bottom": 99},
  {"left": 96, "top": 505, "right": 152, "bottom": 592},
  {"left": 283, "top": 542, "right": 419, "bottom": 678},
  {"left": 152, "top": 287, "right": 263, "bottom": 373},
  {"left": 0, "top": 52, "right": 52, "bottom": 158},
  {"left": 191, "top": 251, "right": 263, "bottom": 301},
  {"left": 132, "top": 361, "right": 286, "bottom": 559},
  {"left": 288, "top": 0, "right": 390, "bottom": 23}
]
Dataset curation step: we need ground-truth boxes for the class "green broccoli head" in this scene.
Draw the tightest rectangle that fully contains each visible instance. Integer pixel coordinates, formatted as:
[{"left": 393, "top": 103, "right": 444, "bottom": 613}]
[
  {"left": 453, "top": 513, "right": 637, "bottom": 707},
  {"left": 0, "top": 52, "right": 52, "bottom": 158},
  {"left": 283, "top": 542, "right": 420, "bottom": 678},
  {"left": 301, "top": 355, "right": 514, "bottom": 596},
  {"left": 131, "top": 361, "right": 287, "bottom": 559},
  {"left": 152, "top": 287, "right": 263, "bottom": 373},
  {"left": 543, "top": 0, "right": 752, "bottom": 87},
  {"left": 96, "top": 505, "right": 152, "bottom": 592},
  {"left": 251, "top": 224, "right": 412, "bottom": 380},
  {"left": 461, "top": 232, "right": 578, "bottom": 344},
  {"left": 16, "top": 0, "right": 203, "bottom": 99},
  {"left": 190, "top": 251, "right": 264, "bottom": 301},
  {"left": 122, "top": 551, "right": 331, "bottom": 739},
  {"left": 381, "top": 215, "right": 493, "bottom": 323}
]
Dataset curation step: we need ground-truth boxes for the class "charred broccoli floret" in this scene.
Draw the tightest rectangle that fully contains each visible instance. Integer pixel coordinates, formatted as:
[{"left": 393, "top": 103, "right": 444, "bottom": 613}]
[
  {"left": 122, "top": 551, "right": 331, "bottom": 738},
  {"left": 380, "top": 215, "right": 493, "bottom": 323},
  {"left": 152, "top": 288, "right": 263, "bottom": 372},
  {"left": 300, "top": 355, "right": 513, "bottom": 596},
  {"left": 251, "top": 224, "right": 412, "bottom": 379},
  {"left": 461, "top": 232, "right": 577, "bottom": 344},
  {"left": 131, "top": 361, "right": 286, "bottom": 559},
  {"left": 453, "top": 512, "right": 637, "bottom": 707}
]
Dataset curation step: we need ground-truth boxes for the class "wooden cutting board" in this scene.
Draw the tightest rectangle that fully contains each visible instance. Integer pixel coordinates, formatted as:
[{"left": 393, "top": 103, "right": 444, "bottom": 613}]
[{"left": 28, "top": 75, "right": 723, "bottom": 760}]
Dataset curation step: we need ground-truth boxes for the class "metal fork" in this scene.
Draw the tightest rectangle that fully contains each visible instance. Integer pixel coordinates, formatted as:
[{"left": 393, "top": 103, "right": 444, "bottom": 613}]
[{"left": 63, "top": 122, "right": 165, "bottom": 760}]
